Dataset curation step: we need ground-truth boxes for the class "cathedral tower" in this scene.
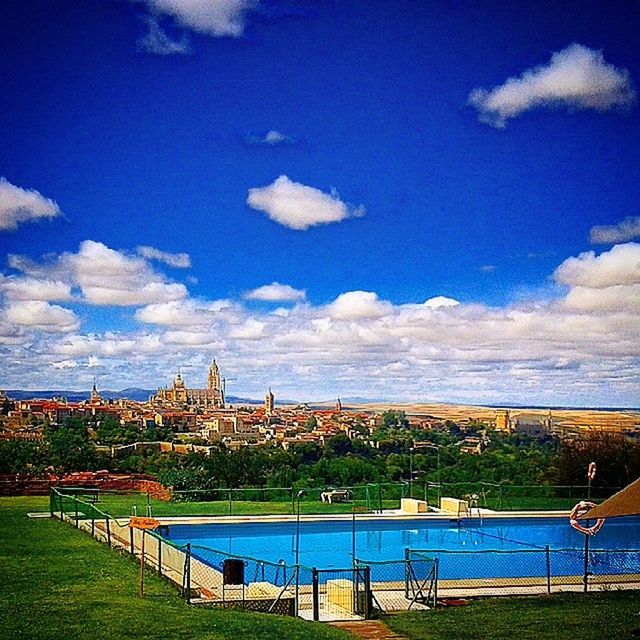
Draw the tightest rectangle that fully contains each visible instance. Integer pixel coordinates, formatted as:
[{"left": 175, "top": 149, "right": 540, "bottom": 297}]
[
  {"left": 208, "top": 359, "right": 221, "bottom": 391},
  {"left": 265, "top": 388, "right": 275, "bottom": 416}
]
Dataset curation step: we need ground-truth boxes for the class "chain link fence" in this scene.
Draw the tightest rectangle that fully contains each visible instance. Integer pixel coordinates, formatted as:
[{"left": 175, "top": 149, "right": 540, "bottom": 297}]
[
  {"left": 410, "top": 545, "right": 640, "bottom": 597},
  {"left": 50, "top": 486, "right": 640, "bottom": 621},
  {"left": 421, "top": 482, "right": 621, "bottom": 512},
  {"left": 50, "top": 481, "right": 622, "bottom": 519},
  {"left": 354, "top": 551, "right": 438, "bottom": 613}
]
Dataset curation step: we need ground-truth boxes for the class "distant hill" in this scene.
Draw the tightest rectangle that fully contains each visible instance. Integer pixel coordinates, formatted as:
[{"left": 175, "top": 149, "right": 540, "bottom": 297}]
[
  {"left": 5, "top": 388, "right": 155, "bottom": 402},
  {"left": 5, "top": 389, "right": 276, "bottom": 405}
]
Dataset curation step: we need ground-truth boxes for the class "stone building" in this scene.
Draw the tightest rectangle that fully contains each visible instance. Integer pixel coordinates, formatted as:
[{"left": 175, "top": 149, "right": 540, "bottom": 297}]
[
  {"left": 265, "top": 388, "right": 275, "bottom": 416},
  {"left": 153, "top": 360, "right": 225, "bottom": 408}
]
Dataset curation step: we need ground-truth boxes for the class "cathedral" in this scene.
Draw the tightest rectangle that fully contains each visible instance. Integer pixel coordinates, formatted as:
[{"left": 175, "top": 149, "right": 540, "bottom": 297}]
[{"left": 153, "top": 360, "right": 225, "bottom": 408}]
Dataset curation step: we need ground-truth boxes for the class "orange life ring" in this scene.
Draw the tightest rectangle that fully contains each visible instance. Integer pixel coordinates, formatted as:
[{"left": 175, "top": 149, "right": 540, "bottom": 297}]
[{"left": 569, "top": 500, "right": 604, "bottom": 536}]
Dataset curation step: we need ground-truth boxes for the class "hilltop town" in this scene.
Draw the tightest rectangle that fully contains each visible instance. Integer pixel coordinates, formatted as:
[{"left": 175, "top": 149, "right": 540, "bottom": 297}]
[{"left": 2, "top": 360, "right": 638, "bottom": 459}]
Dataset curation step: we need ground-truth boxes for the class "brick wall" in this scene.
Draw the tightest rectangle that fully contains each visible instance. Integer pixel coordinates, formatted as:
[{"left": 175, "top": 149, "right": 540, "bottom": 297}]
[{"left": 0, "top": 473, "right": 172, "bottom": 500}]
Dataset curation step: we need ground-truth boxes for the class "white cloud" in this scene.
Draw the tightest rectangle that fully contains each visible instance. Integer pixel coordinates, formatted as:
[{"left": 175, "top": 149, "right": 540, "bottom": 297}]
[
  {"left": 590, "top": 216, "right": 640, "bottom": 244},
  {"left": 0, "top": 276, "right": 72, "bottom": 302},
  {"left": 0, "top": 178, "right": 61, "bottom": 231},
  {"left": 135, "top": 298, "right": 231, "bottom": 325},
  {"left": 6, "top": 245, "right": 640, "bottom": 406},
  {"left": 554, "top": 243, "right": 640, "bottom": 314},
  {"left": 139, "top": 0, "right": 257, "bottom": 38},
  {"left": 327, "top": 291, "right": 391, "bottom": 321},
  {"left": 229, "top": 319, "right": 265, "bottom": 340},
  {"left": 469, "top": 44, "right": 636, "bottom": 128},
  {"left": 244, "top": 130, "right": 298, "bottom": 147},
  {"left": 54, "top": 332, "right": 164, "bottom": 357},
  {"left": 554, "top": 243, "right": 640, "bottom": 288},
  {"left": 137, "top": 245, "right": 191, "bottom": 268},
  {"left": 10, "top": 240, "right": 188, "bottom": 307},
  {"left": 52, "top": 359, "right": 79, "bottom": 369},
  {"left": 70, "top": 242, "right": 187, "bottom": 305},
  {"left": 423, "top": 296, "right": 460, "bottom": 309},
  {"left": 4, "top": 301, "right": 78, "bottom": 333},
  {"left": 247, "top": 175, "right": 365, "bottom": 230},
  {"left": 138, "top": 16, "right": 191, "bottom": 55},
  {"left": 263, "top": 130, "right": 288, "bottom": 144},
  {"left": 244, "top": 282, "right": 306, "bottom": 302},
  {"left": 564, "top": 284, "right": 640, "bottom": 313}
]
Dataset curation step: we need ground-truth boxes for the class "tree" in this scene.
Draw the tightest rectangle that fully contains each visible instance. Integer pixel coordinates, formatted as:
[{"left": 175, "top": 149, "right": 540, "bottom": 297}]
[
  {"left": 45, "top": 417, "right": 99, "bottom": 473},
  {"left": 551, "top": 432, "right": 640, "bottom": 488},
  {"left": 382, "top": 410, "right": 409, "bottom": 430}
]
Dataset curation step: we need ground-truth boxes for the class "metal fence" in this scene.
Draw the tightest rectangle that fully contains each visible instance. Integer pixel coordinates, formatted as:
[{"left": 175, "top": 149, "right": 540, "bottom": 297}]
[
  {"left": 170, "top": 482, "right": 623, "bottom": 515},
  {"left": 418, "top": 482, "right": 622, "bottom": 512},
  {"left": 169, "top": 483, "right": 402, "bottom": 515},
  {"left": 50, "top": 485, "right": 640, "bottom": 621},
  {"left": 410, "top": 545, "right": 640, "bottom": 597},
  {"left": 51, "top": 481, "right": 623, "bottom": 518},
  {"left": 49, "top": 487, "right": 376, "bottom": 620},
  {"left": 355, "top": 551, "right": 438, "bottom": 613}
]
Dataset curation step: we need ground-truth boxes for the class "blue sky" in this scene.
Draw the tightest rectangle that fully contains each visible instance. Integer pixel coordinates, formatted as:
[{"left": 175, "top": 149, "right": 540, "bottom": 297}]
[{"left": 0, "top": 1, "right": 639, "bottom": 406}]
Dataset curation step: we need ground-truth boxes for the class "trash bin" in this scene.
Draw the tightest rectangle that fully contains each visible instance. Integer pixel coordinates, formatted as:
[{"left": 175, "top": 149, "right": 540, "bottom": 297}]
[{"left": 223, "top": 559, "right": 245, "bottom": 585}]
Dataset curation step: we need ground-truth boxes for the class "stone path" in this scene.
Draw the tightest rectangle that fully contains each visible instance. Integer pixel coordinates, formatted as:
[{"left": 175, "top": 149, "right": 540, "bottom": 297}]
[{"left": 329, "top": 620, "right": 405, "bottom": 639}]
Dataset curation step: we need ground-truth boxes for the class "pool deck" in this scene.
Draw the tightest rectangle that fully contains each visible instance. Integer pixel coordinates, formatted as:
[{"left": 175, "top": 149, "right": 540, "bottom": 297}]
[
  {"left": 56, "top": 508, "right": 640, "bottom": 623},
  {"left": 149, "top": 508, "right": 571, "bottom": 526}
]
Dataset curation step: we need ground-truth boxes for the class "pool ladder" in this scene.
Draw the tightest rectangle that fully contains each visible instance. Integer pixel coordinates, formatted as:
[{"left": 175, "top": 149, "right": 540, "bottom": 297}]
[{"left": 466, "top": 494, "right": 483, "bottom": 524}]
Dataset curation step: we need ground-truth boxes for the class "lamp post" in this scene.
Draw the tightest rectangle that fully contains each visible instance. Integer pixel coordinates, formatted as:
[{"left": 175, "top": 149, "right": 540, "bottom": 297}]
[
  {"left": 295, "top": 489, "right": 306, "bottom": 566},
  {"left": 295, "top": 489, "right": 306, "bottom": 616},
  {"left": 411, "top": 443, "right": 441, "bottom": 507}
]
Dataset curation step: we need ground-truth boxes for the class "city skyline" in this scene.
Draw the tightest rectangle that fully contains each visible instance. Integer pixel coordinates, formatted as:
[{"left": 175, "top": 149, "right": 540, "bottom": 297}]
[{"left": 1, "top": 1, "right": 639, "bottom": 406}]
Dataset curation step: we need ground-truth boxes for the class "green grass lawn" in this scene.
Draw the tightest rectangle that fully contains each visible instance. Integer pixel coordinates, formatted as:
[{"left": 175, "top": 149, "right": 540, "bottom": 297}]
[
  {"left": 58, "top": 490, "right": 581, "bottom": 521},
  {"left": 0, "top": 496, "right": 350, "bottom": 640},
  {"left": 3, "top": 495, "right": 639, "bottom": 640},
  {"left": 62, "top": 491, "right": 400, "bottom": 518},
  {"left": 385, "top": 592, "right": 640, "bottom": 640}
]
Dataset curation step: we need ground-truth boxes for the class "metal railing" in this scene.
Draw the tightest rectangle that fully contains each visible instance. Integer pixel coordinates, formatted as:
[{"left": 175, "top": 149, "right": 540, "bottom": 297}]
[
  {"left": 50, "top": 484, "right": 640, "bottom": 620},
  {"left": 58, "top": 481, "right": 622, "bottom": 519}
]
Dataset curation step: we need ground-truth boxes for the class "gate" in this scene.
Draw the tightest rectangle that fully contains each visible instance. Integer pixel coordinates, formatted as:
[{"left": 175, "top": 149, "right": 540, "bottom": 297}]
[
  {"left": 300, "top": 567, "right": 372, "bottom": 621},
  {"left": 355, "top": 550, "right": 438, "bottom": 612}
]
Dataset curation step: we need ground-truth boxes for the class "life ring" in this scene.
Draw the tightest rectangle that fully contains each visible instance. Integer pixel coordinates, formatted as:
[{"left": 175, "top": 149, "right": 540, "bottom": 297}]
[
  {"left": 587, "top": 462, "right": 597, "bottom": 481},
  {"left": 569, "top": 501, "right": 605, "bottom": 536}
]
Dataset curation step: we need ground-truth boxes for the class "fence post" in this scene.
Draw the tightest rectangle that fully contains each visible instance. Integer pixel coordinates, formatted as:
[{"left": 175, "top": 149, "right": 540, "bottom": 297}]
[
  {"left": 404, "top": 547, "right": 410, "bottom": 599},
  {"left": 106, "top": 514, "right": 111, "bottom": 547},
  {"left": 583, "top": 534, "right": 589, "bottom": 593},
  {"left": 311, "top": 567, "right": 319, "bottom": 621},
  {"left": 184, "top": 544, "right": 191, "bottom": 603},
  {"left": 91, "top": 506, "right": 95, "bottom": 537},
  {"left": 49, "top": 489, "right": 54, "bottom": 517},
  {"left": 363, "top": 566, "right": 371, "bottom": 619},
  {"left": 74, "top": 495, "right": 79, "bottom": 527},
  {"left": 545, "top": 545, "right": 551, "bottom": 595},
  {"left": 433, "top": 558, "right": 439, "bottom": 608},
  {"left": 130, "top": 526, "right": 135, "bottom": 555},
  {"left": 158, "top": 536, "right": 162, "bottom": 574},
  {"left": 59, "top": 490, "right": 64, "bottom": 518},
  {"left": 228, "top": 489, "right": 232, "bottom": 516}
]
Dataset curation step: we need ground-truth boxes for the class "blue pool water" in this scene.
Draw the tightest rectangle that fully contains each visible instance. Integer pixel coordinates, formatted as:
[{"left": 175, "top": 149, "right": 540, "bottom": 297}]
[{"left": 162, "top": 516, "right": 640, "bottom": 581}]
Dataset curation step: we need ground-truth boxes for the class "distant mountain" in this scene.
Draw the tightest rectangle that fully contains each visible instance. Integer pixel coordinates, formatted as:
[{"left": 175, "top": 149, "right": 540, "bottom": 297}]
[
  {"left": 6, "top": 388, "right": 155, "bottom": 402},
  {"left": 5, "top": 389, "right": 284, "bottom": 405}
]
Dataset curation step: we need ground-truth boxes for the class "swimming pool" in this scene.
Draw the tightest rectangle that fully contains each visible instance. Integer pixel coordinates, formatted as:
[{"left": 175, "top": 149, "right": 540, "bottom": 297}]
[{"left": 161, "top": 515, "right": 640, "bottom": 582}]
